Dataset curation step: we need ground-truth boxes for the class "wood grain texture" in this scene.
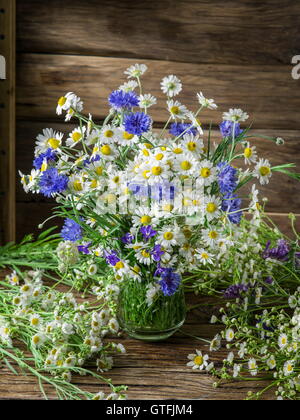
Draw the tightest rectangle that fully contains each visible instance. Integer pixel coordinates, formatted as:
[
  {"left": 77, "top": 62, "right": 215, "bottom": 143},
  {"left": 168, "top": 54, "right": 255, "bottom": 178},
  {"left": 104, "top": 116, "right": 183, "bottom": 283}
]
[
  {"left": 0, "top": 292, "right": 274, "bottom": 400},
  {"left": 16, "top": 53, "right": 300, "bottom": 130},
  {"left": 16, "top": 0, "right": 300, "bottom": 66},
  {"left": 0, "top": 0, "right": 16, "bottom": 244}
]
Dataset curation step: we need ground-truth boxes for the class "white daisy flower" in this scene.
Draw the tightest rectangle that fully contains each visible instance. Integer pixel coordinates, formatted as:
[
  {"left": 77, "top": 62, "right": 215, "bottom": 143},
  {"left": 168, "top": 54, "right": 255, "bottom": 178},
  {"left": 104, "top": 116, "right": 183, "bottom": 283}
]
[
  {"left": 29, "top": 314, "right": 42, "bottom": 328},
  {"left": 202, "top": 228, "right": 221, "bottom": 247},
  {"left": 139, "top": 94, "right": 157, "bottom": 109},
  {"left": 99, "top": 143, "right": 118, "bottom": 161},
  {"left": 187, "top": 350, "right": 209, "bottom": 370},
  {"left": 124, "top": 63, "right": 148, "bottom": 79},
  {"left": 119, "top": 80, "right": 138, "bottom": 92},
  {"left": 203, "top": 195, "right": 221, "bottom": 221},
  {"left": 196, "top": 92, "right": 217, "bottom": 110},
  {"left": 283, "top": 361, "right": 294, "bottom": 376},
  {"left": 157, "top": 224, "right": 184, "bottom": 249},
  {"left": 243, "top": 141, "right": 257, "bottom": 165},
  {"left": 253, "top": 158, "right": 272, "bottom": 185},
  {"left": 68, "top": 174, "right": 87, "bottom": 194},
  {"left": 225, "top": 328, "right": 235, "bottom": 342},
  {"left": 278, "top": 333, "right": 288, "bottom": 349},
  {"left": 167, "top": 99, "right": 188, "bottom": 120},
  {"left": 32, "top": 333, "right": 46, "bottom": 348},
  {"left": 195, "top": 248, "right": 214, "bottom": 265},
  {"left": 99, "top": 125, "right": 121, "bottom": 145},
  {"left": 161, "top": 75, "right": 182, "bottom": 97},
  {"left": 223, "top": 108, "right": 249, "bottom": 122},
  {"left": 233, "top": 364, "right": 241, "bottom": 378},
  {"left": 174, "top": 153, "right": 198, "bottom": 177},
  {"left": 248, "top": 358, "right": 258, "bottom": 376},
  {"left": 56, "top": 92, "right": 76, "bottom": 115},
  {"left": 35, "top": 128, "right": 64, "bottom": 154},
  {"left": 266, "top": 356, "right": 276, "bottom": 370},
  {"left": 135, "top": 248, "right": 152, "bottom": 265},
  {"left": 118, "top": 128, "right": 140, "bottom": 146},
  {"left": 138, "top": 161, "right": 171, "bottom": 185},
  {"left": 187, "top": 111, "right": 204, "bottom": 135},
  {"left": 86, "top": 128, "right": 101, "bottom": 146},
  {"left": 180, "top": 133, "right": 204, "bottom": 155},
  {"left": 132, "top": 207, "right": 157, "bottom": 227},
  {"left": 66, "top": 126, "right": 86, "bottom": 148},
  {"left": 88, "top": 264, "right": 98, "bottom": 276},
  {"left": 197, "top": 160, "right": 217, "bottom": 186}
]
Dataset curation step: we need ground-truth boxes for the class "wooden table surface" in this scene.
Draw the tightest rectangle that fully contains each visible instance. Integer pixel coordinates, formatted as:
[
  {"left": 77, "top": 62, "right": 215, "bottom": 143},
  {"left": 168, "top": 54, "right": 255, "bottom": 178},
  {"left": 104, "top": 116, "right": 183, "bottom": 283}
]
[{"left": 0, "top": 289, "right": 274, "bottom": 400}]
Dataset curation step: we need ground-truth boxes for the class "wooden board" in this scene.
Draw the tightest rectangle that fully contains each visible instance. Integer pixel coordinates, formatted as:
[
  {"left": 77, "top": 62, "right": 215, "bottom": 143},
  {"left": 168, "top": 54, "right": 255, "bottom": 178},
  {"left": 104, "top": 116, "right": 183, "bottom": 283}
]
[
  {"left": 16, "top": 0, "right": 300, "bottom": 66},
  {"left": 0, "top": 291, "right": 274, "bottom": 400},
  {"left": 0, "top": 0, "right": 16, "bottom": 244},
  {"left": 16, "top": 53, "right": 300, "bottom": 130}
]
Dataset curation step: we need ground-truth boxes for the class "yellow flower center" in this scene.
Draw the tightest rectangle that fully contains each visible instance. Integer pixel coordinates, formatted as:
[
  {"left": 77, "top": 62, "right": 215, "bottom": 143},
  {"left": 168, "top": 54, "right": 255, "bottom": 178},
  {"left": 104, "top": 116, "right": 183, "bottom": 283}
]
[
  {"left": 33, "top": 336, "right": 40, "bottom": 344},
  {"left": 244, "top": 147, "right": 253, "bottom": 158},
  {"left": 187, "top": 142, "right": 197, "bottom": 152},
  {"left": 287, "top": 364, "right": 293, "bottom": 372},
  {"left": 101, "top": 145, "right": 111, "bottom": 155},
  {"left": 181, "top": 161, "right": 192, "bottom": 171},
  {"left": 142, "top": 149, "right": 150, "bottom": 156},
  {"left": 152, "top": 166, "right": 162, "bottom": 176},
  {"left": 155, "top": 153, "right": 164, "bottom": 161},
  {"left": 48, "top": 137, "right": 60, "bottom": 149},
  {"left": 170, "top": 105, "right": 179, "bottom": 114},
  {"left": 142, "top": 170, "right": 150, "bottom": 179},
  {"left": 133, "top": 265, "right": 140, "bottom": 273},
  {"left": 140, "top": 215, "right": 152, "bottom": 225},
  {"left": 200, "top": 167, "right": 211, "bottom": 178},
  {"left": 113, "top": 176, "right": 120, "bottom": 183},
  {"left": 73, "top": 180, "right": 83, "bottom": 191},
  {"left": 259, "top": 166, "right": 270, "bottom": 176},
  {"left": 41, "top": 162, "right": 48, "bottom": 172},
  {"left": 123, "top": 131, "right": 134, "bottom": 140},
  {"left": 141, "top": 250, "right": 150, "bottom": 258},
  {"left": 104, "top": 130, "right": 114, "bottom": 138},
  {"left": 144, "top": 143, "right": 153, "bottom": 149},
  {"left": 115, "top": 261, "right": 124, "bottom": 270},
  {"left": 206, "top": 203, "right": 217, "bottom": 213},
  {"left": 90, "top": 179, "right": 98, "bottom": 188},
  {"left": 96, "top": 166, "right": 103, "bottom": 176},
  {"left": 173, "top": 148, "right": 183, "bottom": 154},
  {"left": 58, "top": 96, "right": 66, "bottom": 107},
  {"left": 72, "top": 132, "right": 82, "bottom": 142},
  {"left": 163, "top": 204, "right": 174, "bottom": 212},
  {"left": 163, "top": 232, "right": 174, "bottom": 240},
  {"left": 201, "top": 252, "right": 209, "bottom": 259},
  {"left": 194, "top": 355, "right": 203, "bottom": 365},
  {"left": 208, "top": 231, "right": 218, "bottom": 239},
  {"left": 31, "top": 318, "right": 39, "bottom": 326}
]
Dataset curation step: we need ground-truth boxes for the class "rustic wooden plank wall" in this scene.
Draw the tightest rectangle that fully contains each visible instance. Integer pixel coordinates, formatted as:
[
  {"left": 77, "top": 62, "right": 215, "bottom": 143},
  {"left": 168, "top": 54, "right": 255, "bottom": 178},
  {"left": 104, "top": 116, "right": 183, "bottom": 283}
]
[
  {"left": 0, "top": 0, "right": 16, "bottom": 243},
  {"left": 15, "top": 0, "right": 300, "bottom": 241}
]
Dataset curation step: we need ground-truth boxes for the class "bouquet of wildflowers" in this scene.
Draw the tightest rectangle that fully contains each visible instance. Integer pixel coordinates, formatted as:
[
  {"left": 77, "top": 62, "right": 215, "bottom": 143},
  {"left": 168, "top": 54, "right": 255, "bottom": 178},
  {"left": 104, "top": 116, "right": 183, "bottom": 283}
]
[{"left": 20, "top": 63, "right": 299, "bottom": 339}]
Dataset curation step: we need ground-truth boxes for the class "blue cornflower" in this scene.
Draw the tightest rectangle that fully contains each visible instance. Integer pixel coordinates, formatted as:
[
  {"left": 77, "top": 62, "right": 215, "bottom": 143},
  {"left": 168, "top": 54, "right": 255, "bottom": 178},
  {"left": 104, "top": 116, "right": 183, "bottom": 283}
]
[
  {"left": 104, "top": 250, "right": 120, "bottom": 266},
  {"left": 151, "top": 244, "right": 165, "bottom": 262},
  {"left": 157, "top": 268, "right": 181, "bottom": 296},
  {"left": 217, "top": 162, "right": 238, "bottom": 194},
  {"left": 221, "top": 194, "right": 242, "bottom": 224},
  {"left": 169, "top": 123, "right": 197, "bottom": 138},
  {"left": 33, "top": 148, "right": 57, "bottom": 170},
  {"left": 108, "top": 90, "right": 139, "bottom": 111},
  {"left": 262, "top": 239, "right": 290, "bottom": 262},
  {"left": 61, "top": 218, "right": 83, "bottom": 242},
  {"left": 219, "top": 121, "right": 243, "bottom": 138},
  {"left": 39, "top": 168, "right": 68, "bottom": 197},
  {"left": 140, "top": 225, "right": 157, "bottom": 241},
  {"left": 121, "top": 233, "right": 134, "bottom": 245},
  {"left": 78, "top": 242, "right": 92, "bottom": 254},
  {"left": 124, "top": 112, "right": 152, "bottom": 136}
]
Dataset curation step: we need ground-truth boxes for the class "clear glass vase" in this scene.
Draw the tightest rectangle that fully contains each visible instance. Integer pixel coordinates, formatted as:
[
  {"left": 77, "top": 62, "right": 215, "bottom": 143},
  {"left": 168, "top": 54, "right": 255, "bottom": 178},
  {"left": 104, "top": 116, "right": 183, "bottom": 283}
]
[{"left": 117, "top": 279, "right": 186, "bottom": 342}]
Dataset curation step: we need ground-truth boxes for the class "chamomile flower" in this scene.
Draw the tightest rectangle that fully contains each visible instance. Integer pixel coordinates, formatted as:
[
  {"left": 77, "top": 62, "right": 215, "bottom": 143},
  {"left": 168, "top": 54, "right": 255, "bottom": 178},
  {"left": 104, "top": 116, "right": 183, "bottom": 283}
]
[
  {"left": 203, "top": 195, "right": 221, "bottom": 221},
  {"left": 135, "top": 248, "right": 152, "bottom": 265},
  {"left": 100, "top": 125, "right": 121, "bottom": 145},
  {"left": 174, "top": 153, "right": 198, "bottom": 177},
  {"left": 30, "top": 314, "right": 42, "bottom": 328},
  {"left": 243, "top": 141, "right": 257, "bottom": 165},
  {"left": 223, "top": 108, "right": 249, "bottom": 122},
  {"left": 248, "top": 358, "right": 258, "bottom": 376},
  {"left": 118, "top": 128, "right": 140, "bottom": 146},
  {"left": 119, "top": 80, "right": 138, "bottom": 92},
  {"left": 35, "top": 128, "right": 64, "bottom": 154},
  {"left": 167, "top": 100, "right": 188, "bottom": 120},
  {"left": 197, "top": 92, "right": 217, "bottom": 110},
  {"left": 124, "top": 63, "right": 148, "bottom": 79},
  {"left": 66, "top": 126, "right": 86, "bottom": 148},
  {"left": 187, "top": 350, "right": 209, "bottom": 370},
  {"left": 32, "top": 333, "right": 46, "bottom": 348},
  {"left": 68, "top": 174, "right": 86, "bottom": 194},
  {"left": 187, "top": 111, "right": 204, "bottom": 135},
  {"left": 99, "top": 143, "right": 118, "bottom": 161},
  {"left": 86, "top": 128, "right": 100, "bottom": 146},
  {"left": 278, "top": 333, "right": 288, "bottom": 349},
  {"left": 139, "top": 94, "right": 157, "bottom": 109},
  {"left": 197, "top": 160, "right": 217, "bottom": 186},
  {"left": 283, "top": 361, "right": 294, "bottom": 376},
  {"left": 266, "top": 356, "right": 277, "bottom": 370},
  {"left": 132, "top": 207, "right": 157, "bottom": 227},
  {"left": 202, "top": 228, "right": 221, "bottom": 247},
  {"left": 157, "top": 224, "right": 184, "bottom": 249},
  {"left": 139, "top": 161, "right": 171, "bottom": 185},
  {"left": 253, "top": 158, "right": 272, "bottom": 185},
  {"left": 225, "top": 328, "right": 235, "bottom": 342},
  {"left": 180, "top": 133, "right": 204, "bottom": 155},
  {"left": 161, "top": 75, "right": 182, "bottom": 97},
  {"left": 195, "top": 248, "right": 214, "bottom": 265}
]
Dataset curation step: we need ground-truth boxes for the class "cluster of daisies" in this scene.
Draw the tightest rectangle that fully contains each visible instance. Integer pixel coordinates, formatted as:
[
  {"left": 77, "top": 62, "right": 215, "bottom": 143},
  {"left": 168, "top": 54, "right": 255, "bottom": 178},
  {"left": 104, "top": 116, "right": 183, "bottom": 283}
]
[
  {"left": 20, "top": 63, "right": 291, "bottom": 302},
  {"left": 0, "top": 268, "right": 127, "bottom": 400}
]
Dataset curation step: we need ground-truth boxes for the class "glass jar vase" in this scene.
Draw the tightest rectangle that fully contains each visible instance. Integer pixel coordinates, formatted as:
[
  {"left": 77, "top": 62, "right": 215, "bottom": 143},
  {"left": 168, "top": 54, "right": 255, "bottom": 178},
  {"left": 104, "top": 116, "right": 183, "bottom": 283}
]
[{"left": 117, "top": 278, "right": 186, "bottom": 342}]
